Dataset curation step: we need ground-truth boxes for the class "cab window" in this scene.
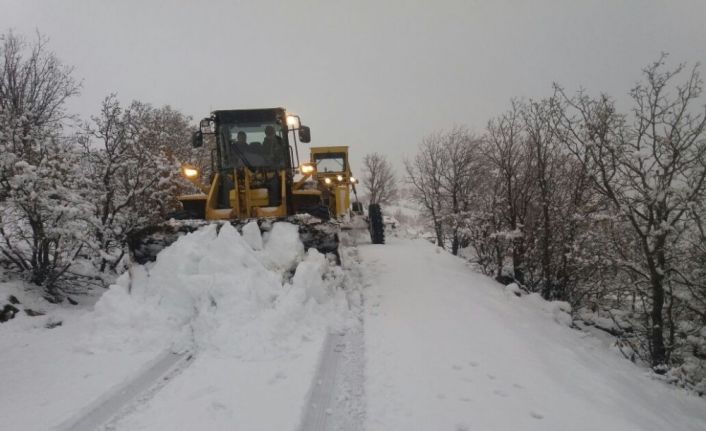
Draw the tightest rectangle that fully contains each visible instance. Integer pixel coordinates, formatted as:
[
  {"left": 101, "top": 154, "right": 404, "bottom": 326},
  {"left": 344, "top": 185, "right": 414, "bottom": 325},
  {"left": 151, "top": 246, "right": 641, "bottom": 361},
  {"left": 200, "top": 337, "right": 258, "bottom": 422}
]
[{"left": 314, "top": 153, "right": 346, "bottom": 173}]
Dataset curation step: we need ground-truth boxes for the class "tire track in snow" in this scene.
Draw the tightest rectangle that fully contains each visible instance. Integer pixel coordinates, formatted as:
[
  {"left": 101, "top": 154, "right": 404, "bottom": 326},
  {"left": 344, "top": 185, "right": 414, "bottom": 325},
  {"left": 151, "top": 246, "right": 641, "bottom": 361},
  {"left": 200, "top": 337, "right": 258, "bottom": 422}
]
[
  {"left": 54, "top": 350, "right": 194, "bottom": 431},
  {"left": 297, "top": 326, "right": 365, "bottom": 431},
  {"left": 297, "top": 242, "right": 366, "bottom": 431}
]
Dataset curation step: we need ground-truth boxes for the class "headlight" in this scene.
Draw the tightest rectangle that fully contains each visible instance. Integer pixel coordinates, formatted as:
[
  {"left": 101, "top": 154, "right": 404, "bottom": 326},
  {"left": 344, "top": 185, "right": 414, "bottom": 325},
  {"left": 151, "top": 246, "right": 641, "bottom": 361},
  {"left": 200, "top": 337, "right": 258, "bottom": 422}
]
[
  {"left": 337, "top": 174, "right": 343, "bottom": 181},
  {"left": 324, "top": 177, "right": 332, "bottom": 185},
  {"left": 300, "top": 163, "right": 315, "bottom": 174},
  {"left": 182, "top": 166, "right": 199, "bottom": 178},
  {"left": 350, "top": 176, "right": 357, "bottom": 183},
  {"left": 286, "top": 115, "right": 300, "bottom": 130}
]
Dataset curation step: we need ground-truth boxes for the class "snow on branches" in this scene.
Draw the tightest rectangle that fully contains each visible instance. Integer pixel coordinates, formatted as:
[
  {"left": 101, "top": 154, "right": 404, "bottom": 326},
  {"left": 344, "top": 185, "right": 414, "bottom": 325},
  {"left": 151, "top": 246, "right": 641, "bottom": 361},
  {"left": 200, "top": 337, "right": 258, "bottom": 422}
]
[{"left": 0, "top": 31, "right": 194, "bottom": 301}]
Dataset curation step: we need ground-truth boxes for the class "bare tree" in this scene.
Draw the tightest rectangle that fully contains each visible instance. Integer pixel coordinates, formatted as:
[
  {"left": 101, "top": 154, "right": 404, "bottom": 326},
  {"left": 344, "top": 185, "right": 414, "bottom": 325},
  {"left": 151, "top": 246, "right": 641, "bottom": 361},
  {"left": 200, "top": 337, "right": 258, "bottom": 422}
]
[
  {"left": 361, "top": 152, "right": 397, "bottom": 205},
  {"left": 0, "top": 31, "right": 79, "bottom": 166},
  {"left": 405, "top": 133, "right": 448, "bottom": 248},
  {"left": 486, "top": 100, "right": 534, "bottom": 283},
  {"left": 438, "top": 127, "right": 480, "bottom": 255},
  {"left": 406, "top": 128, "right": 480, "bottom": 254},
  {"left": 557, "top": 56, "right": 706, "bottom": 367}
]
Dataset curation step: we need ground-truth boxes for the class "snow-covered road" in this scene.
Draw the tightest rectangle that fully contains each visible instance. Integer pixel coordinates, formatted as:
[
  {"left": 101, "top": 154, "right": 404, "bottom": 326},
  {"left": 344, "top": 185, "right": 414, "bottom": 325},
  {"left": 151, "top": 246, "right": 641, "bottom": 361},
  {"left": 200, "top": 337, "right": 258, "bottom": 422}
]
[
  {"left": 360, "top": 237, "right": 706, "bottom": 431},
  {"left": 1, "top": 228, "right": 705, "bottom": 431}
]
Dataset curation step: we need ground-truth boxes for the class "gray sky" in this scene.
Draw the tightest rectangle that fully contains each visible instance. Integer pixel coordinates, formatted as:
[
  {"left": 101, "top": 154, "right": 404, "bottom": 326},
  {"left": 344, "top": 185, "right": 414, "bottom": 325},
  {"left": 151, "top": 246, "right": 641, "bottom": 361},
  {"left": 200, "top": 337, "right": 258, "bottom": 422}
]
[{"left": 2, "top": 0, "right": 705, "bottom": 174}]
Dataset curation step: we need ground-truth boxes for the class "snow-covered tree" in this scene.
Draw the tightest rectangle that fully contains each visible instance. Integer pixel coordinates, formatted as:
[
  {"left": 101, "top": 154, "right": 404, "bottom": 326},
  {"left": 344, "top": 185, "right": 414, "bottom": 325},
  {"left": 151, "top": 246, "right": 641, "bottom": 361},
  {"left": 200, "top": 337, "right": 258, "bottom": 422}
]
[
  {"left": 557, "top": 56, "right": 706, "bottom": 369},
  {"left": 80, "top": 95, "right": 192, "bottom": 274},
  {"left": 484, "top": 100, "right": 534, "bottom": 282},
  {"left": 406, "top": 127, "right": 481, "bottom": 255},
  {"left": 0, "top": 31, "right": 86, "bottom": 301}
]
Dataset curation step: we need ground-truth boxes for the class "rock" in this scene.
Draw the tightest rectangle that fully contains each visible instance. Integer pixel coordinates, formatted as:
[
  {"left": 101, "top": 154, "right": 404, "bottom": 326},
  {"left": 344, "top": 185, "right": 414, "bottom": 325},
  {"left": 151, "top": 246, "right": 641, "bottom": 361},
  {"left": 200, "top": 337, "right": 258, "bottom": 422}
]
[
  {"left": 24, "top": 308, "right": 45, "bottom": 317},
  {"left": 0, "top": 304, "right": 20, "bottom": 322},
  {"left": 45, "top": 319, "right": 63, "bottom": 329}
]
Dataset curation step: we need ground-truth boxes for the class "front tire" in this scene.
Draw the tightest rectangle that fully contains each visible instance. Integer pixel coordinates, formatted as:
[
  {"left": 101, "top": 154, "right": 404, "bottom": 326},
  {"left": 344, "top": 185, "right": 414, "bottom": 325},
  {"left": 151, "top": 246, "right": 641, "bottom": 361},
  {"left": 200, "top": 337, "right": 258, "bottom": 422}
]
[{"left": 368, "top": 203, "right": 385, "bottom": 244}]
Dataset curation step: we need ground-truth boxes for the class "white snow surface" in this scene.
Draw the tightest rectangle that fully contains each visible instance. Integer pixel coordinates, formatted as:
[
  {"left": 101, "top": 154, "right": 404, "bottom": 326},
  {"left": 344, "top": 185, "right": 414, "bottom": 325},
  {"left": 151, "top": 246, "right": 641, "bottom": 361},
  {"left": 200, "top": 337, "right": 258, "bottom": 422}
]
[
  {"left": 0, "top": 222, "right": 353, "bottom": 431},
  {"left": 1, "top": 226, "right": 705, "bottom": 430},
  {"left": 360, "top": 238, "right": 706, "bottom": 431}
]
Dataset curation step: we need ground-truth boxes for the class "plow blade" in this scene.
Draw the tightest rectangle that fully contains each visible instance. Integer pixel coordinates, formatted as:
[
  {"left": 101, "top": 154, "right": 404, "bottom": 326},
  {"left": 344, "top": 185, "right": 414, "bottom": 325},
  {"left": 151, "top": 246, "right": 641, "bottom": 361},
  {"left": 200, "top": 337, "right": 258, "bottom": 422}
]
[{"left": 127, "top": 216, "right": 340, "bottom": 265}]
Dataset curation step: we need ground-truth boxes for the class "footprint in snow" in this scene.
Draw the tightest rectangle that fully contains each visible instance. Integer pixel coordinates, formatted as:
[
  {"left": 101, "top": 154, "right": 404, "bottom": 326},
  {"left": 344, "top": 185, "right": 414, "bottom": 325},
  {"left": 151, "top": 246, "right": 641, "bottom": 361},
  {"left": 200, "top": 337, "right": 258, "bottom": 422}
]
[
  {"left": 493, "top": 389, "right": 509, "bottom": 398},
  {"left": 210, "top": 401, "right": 233, "bottom": 417},
  {"left": 458, "top": 396, "right": 472, "bottom": 403},
  {"left": 486, "top": 374, "right": 496, "bottom": 380},
  {"left": 530, "top": 411, "right": 544, "bottom": 420},
  {"left": 211, "top": 401, "right": 227, "bottom": 411},
  {"left": 512, "top": 383, "right": 524, "bottom": 389},
  {"left": 468, "top": 361, "right": 479, "bottom": 367},
  {"left": 452, "top": 364, "right": 463, "bottom": 371}
]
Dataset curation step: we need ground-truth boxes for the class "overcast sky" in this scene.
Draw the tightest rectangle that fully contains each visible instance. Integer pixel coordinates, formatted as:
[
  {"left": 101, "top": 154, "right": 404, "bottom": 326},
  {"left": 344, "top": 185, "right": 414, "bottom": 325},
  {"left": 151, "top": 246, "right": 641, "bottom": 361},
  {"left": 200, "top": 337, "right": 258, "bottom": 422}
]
[{"left": 2, "top": 0, "right": 705, "bottom": 173}]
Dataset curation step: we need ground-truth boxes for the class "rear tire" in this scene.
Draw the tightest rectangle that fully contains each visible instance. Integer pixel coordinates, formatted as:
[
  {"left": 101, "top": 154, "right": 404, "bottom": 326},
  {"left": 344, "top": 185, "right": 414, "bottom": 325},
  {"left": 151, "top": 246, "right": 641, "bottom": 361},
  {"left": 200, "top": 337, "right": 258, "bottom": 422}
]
[{"left": 368, "top": 204, "right": 385, "bottom": 244}]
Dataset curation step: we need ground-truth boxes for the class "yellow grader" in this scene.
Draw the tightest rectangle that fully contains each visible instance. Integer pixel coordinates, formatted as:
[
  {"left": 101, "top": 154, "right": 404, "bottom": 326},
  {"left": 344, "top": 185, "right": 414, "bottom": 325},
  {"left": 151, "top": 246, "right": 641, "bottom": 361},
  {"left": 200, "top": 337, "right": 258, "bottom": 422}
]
[{"left": 128, "top": 107, "right": 384, "bottom": 264}]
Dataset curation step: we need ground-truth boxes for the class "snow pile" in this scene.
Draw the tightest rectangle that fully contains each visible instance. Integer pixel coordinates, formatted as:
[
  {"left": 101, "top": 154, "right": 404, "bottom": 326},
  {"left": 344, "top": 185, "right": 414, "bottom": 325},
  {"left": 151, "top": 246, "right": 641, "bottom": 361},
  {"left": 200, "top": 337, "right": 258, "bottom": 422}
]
[
  {"left": 85, "top": 221, "right": 350, "bottom": 358},
  {"left": 262, "top": 221, "right": 305, "bottom": 271}
]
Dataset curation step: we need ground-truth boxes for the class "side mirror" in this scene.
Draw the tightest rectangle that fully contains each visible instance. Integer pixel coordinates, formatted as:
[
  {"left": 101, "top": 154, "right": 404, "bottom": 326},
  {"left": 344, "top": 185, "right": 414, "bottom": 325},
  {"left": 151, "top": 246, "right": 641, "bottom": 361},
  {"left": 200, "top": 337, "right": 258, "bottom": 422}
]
[
  {"left": 192, "top": 130, "right": 203, "bottom": 148},
  {"left": 200, "top": 118, "right": 215, "bottom": 134},
  {"left": 299, "top": 125, "right": 311, "bottom": 143}
]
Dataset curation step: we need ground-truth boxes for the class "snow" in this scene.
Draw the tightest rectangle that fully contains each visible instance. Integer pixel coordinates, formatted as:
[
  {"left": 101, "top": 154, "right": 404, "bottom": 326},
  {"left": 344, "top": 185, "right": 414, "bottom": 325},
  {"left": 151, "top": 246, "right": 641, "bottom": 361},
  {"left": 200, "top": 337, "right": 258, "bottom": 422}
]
[
  {"left": 242, "top": 220, "right": 263, "bottom": 250},
  {"left": 263, "top": 221, "right": 305, "bottom": 271},
  {"left": 0, "top": 289, "right": 158, "bottom": 430},
  {"left": 1, "top": 224, "right": 704, "bottom": 430},
  {"left": 0, "top": 222, "right": 352, "bottom": 431},
  {"left": 360, "top": 237, "right": 706, "bottom": 431}
]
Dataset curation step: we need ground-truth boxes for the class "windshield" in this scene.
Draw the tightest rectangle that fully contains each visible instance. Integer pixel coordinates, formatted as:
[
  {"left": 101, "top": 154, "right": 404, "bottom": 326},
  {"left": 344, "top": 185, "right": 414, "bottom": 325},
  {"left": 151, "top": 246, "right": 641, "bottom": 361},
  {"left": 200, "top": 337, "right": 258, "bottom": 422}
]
[
  {"left": 314, "top": 153, "right": 346, "bottom": 173},
  {"left": 219, "top": 122, "right": 288, "bottom": 170}
]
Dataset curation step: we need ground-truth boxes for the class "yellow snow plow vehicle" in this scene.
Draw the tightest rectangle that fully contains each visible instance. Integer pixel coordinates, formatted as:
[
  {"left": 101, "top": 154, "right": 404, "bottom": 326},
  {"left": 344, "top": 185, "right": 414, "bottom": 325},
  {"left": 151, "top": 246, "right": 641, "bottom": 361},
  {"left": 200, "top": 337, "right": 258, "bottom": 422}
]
[{"left": 128, "top": 107, "right": 382, "bottom": 264}]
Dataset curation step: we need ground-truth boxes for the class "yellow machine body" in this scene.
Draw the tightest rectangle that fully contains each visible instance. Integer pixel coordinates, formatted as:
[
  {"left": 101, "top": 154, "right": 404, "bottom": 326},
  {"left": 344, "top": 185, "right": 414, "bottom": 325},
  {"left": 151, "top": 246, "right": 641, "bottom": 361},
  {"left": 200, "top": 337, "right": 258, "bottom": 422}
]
[{"left": 291, "top": 145, "right": 358, "bottom": 219}]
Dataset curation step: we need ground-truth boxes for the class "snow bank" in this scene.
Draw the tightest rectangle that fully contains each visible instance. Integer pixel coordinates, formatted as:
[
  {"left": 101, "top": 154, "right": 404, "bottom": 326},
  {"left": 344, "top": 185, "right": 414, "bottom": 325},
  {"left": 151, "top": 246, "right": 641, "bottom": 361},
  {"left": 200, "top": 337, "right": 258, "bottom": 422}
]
[
  {"left": 87, "top": 222, "right": 348, "bottom": 358},
  {"left": 79, "top": 221, "right": 354, "bottom": 430}
]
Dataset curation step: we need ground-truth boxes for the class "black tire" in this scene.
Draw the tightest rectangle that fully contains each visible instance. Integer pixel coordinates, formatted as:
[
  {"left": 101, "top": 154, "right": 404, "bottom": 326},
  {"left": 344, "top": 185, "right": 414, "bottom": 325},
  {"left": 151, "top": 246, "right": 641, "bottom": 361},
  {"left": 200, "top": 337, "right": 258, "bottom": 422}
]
[{"left": 368, "top": 203, "right": 385, "bottom": 244}]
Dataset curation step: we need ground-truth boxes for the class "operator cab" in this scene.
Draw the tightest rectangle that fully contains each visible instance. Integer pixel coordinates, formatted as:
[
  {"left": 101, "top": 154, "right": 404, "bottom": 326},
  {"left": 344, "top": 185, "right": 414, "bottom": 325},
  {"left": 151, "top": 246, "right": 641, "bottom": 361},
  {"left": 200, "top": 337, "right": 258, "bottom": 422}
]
[
  {"left": 188, "top": 108, "right": 311, "bottom": 218},
  {"left": 314, "top": 152, "right": 346, "bottom": 173},
  {"left": 211, "top": 108, "right": 292, "bottom": 172}
]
